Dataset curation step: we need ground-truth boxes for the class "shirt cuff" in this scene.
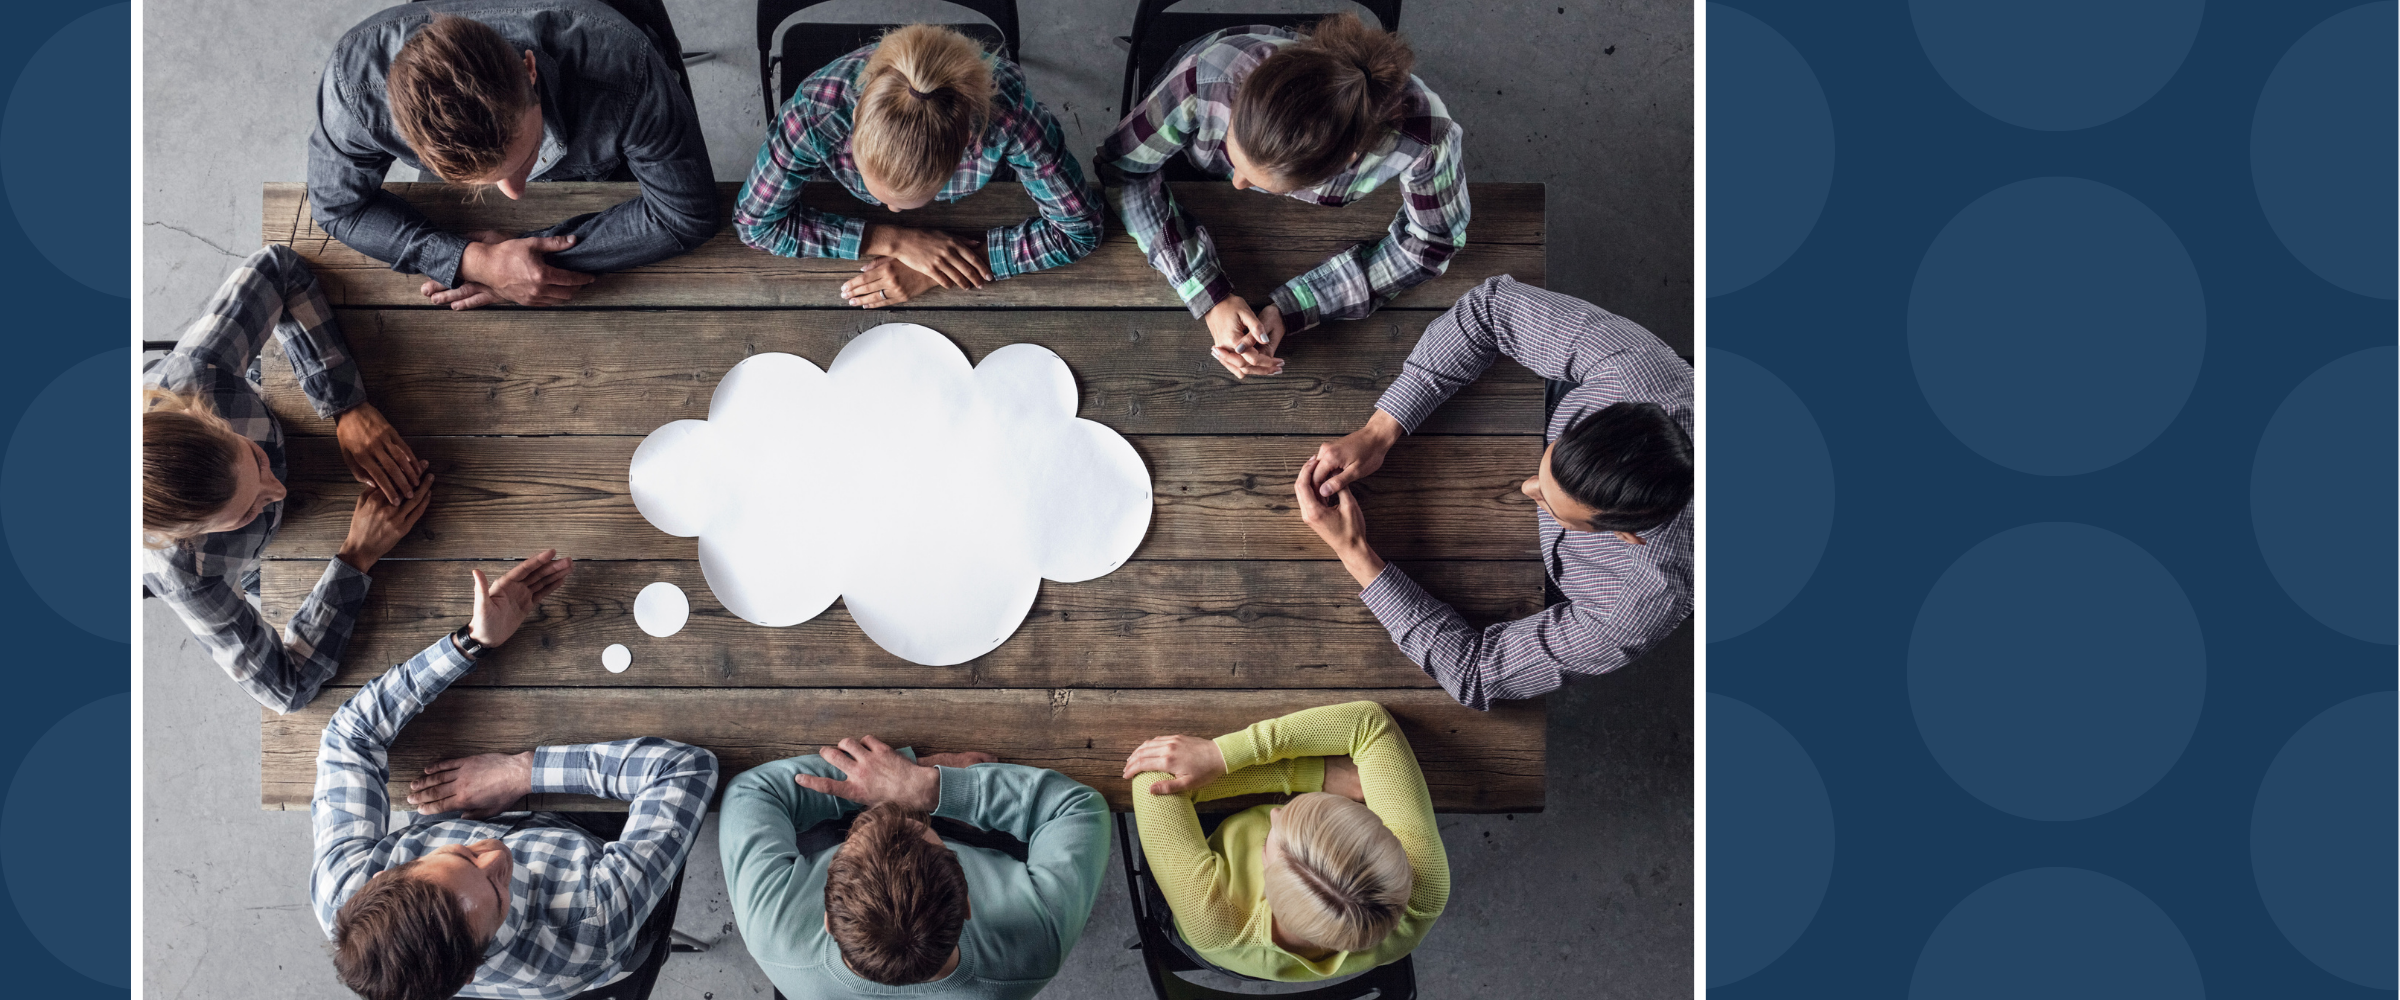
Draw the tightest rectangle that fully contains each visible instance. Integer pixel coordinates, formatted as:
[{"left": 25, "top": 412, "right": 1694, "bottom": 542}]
[
  {"left": 1268, "top": 283, "right": 1319, "bottom": 332},
  {"left": 1371, "top": 377, "right": 1447, "bottom": 434},
  {"left": 1177, "top": 270, "right": 1234, "bottom": 319},
  {"left": 931, "top": 761, "right": 975, "bottom": 823},
  {"left": 832, "top": 215, "right": 869, "bottom": 260},
  {"left": 1359, "top": 562, "right": 1430, "bottom": 621},
  {"left": 421, "top": 231, "right": 476, "bottom": 289},
  {"left": 983, "top": 227, "right": 1017, "bottom": 280},
  {"left": 529, "top": 745, "right": 589, "bottom": 796}
]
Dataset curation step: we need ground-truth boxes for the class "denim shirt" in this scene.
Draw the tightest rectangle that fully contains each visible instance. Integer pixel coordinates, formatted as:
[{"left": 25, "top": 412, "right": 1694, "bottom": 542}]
[{"left": 307, "top": 0, "right": 718, "bottom": 288}]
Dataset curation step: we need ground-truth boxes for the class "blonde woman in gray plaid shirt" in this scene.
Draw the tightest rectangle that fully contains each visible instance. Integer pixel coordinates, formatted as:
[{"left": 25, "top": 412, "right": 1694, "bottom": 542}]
[{"left": 141, "top": 244, "right": 432, "bottom": 713}]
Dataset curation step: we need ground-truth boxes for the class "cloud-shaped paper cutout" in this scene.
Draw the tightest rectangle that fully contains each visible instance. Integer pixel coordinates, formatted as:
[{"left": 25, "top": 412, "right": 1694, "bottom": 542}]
[{"left": 630, "top": 323, "right": 1152, "bottom": 665}]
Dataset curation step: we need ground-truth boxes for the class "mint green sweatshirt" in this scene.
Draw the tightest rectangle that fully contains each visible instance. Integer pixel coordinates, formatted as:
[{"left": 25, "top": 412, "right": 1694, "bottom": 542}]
[{"left": 719, "top": 751, "right": 1110, "bottom": 999}]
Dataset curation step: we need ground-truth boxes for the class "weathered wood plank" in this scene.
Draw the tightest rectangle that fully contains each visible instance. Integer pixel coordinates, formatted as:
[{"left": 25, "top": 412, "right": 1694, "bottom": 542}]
[
  {"left": 259, "top": 435, "right": 1544, "bottom": 561},
  {"left": 261, "top": 182, "right": 1544, "bottom": 309},
  {"left": 265, "top": 558, "right": 1542, "bottom": 689},
  {"left": 259, "top": 309, "right": 1541, "bottom": 437},
  {"left": 259, "top": 687, "right": 1545, "bottom": 812}
]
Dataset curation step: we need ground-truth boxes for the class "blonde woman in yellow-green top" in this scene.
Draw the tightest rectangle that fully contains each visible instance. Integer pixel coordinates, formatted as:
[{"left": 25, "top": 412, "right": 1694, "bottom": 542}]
[{"left": 1120, "top": 700, "right": 1449, "bottom": 981}]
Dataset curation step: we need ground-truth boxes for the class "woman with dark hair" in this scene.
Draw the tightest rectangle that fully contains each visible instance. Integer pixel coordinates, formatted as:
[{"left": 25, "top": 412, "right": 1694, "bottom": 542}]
[
  {"left": 735, "top": 24, "right": 1104, "bottom": 308},
  {"left": 142, "top": 244, "right": 432, "bottom": 713},
  {"left": 1097, "top": 14, "right": 1468, "bottom": 379}
]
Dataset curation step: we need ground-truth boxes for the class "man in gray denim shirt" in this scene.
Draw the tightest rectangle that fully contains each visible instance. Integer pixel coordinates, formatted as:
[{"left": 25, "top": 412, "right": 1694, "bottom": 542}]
[{"left": 308, "top": 0, "right": 716, "bottom": 310}]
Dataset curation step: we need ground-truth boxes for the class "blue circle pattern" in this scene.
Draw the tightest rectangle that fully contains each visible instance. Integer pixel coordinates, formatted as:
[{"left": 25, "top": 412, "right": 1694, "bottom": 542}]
[
  {"left": 1907, "top": 178, "right": 2205, "bottom": 476},
  {"left": 1705, "top": 4, "right": 1835, "bottom": 297},
  {"left": 0, "top": 4, "right": 130, "bottom": 299},
  {"left": 1705, "top": 694, "right": 1835, "bottom": 987},
  {"left": 2, "top": 693, "right": 131, "bottom": 987},
  {"left": 1704, "top": 349, "right": 1833, "bottom": 642},
  {"left": 3, "top": 349, "right": 132, "bottom": 643},
  {"left": 1909, "top": 0, "right": 2203, "bottom": 131},
  {"left": 1908, "top": 868, "right": 2202, "bottom": 999},
  {"left": 2250, "top": 3, "right": 2398, "bottom": 300},
  {"left": 2251, "top": 691, "right": 2398, "bottom": 989},
  {"left": 2250, "top": 346, "right": 2397, "bottom": 645},
  {"left": 1908, "top": 523, "right": 2204, "bottom": 821}
]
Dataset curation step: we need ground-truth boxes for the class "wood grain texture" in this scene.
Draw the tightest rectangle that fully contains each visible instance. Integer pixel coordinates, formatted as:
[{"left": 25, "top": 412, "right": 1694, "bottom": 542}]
[
  {"left": 258, "top": 687, "right": 1546, "bottom": 812},
  {"left": 264, "top": 558, "right": 1544, "bottom": 689},
  {"left": 261, "top": 182, "right": 1544, "bottom": 309},
  {"left": 258, "top": 434, "right": 1545, "bottom": 561},
  {"left": 258, "top": 308, "right": 1543, "bottom": 437}
]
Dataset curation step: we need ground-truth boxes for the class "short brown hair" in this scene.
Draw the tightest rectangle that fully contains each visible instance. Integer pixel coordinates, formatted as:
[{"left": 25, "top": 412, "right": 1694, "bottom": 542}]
[
  {"left": 852, "top": 24, "right": 997, "bottom": 197},
  {"left": 331, "top": 860, "right": 485, "bottom": 1000},
  {"left": 141, "top": 388, "right": 245, "bottom": 547},
  {"left": 388, "top": 14, "right": 536, "bottom": 182},
  {"left": 1231, "top": 13, "right": 1417, "bottom": 188},
  {"left": 824, "top": 802, "right": 970, "bottom": 984}
]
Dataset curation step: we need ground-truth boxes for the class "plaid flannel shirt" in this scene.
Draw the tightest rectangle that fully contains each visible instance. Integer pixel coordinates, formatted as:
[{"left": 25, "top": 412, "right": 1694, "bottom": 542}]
[
  {"left": 733, "top": 42, "right": 1102, "bottom": 278},
  {"left": 1095, "top": 26, "right": 1470, "bottom": 330},
  {"left": 311, "top": 635, "right": 718, "bottom": 999},
  {"left": 1362, "top": 277, "right": 1693, "bottom": 710},
  {"left": 142, "top": 244, "right": 370, "bottom": 714}
]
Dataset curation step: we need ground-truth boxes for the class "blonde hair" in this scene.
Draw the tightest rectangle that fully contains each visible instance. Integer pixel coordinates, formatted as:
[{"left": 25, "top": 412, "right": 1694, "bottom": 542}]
[
  {"left": 1262, "top": 791, "right": 1412, "bottom": 954},
  {"left": 142, "top": 388, "right": 246, "bottom": 547},
  {"left": 853, "top": 24, "right": 997, "bottom": 198}
]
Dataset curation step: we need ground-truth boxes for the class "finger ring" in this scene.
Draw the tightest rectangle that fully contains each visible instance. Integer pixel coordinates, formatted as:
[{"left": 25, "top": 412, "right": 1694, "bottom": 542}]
[{"left": 877, "top": 289, "right": 888, "bottom": 301}]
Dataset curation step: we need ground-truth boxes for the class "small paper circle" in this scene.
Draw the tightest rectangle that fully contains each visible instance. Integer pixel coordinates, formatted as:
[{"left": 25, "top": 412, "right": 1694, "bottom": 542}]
[
  {"left": 634, "top": 582, "right": 690, "bottom": 638},
  {"left": 601, "top": 644, "right": 632, "bottom": 673}
]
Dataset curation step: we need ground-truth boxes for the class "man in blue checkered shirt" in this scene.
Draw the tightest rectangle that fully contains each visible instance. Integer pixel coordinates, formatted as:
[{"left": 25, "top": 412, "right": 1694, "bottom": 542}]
[{"left": 312, "top": 550, "right": 719, "bottom": 1000}]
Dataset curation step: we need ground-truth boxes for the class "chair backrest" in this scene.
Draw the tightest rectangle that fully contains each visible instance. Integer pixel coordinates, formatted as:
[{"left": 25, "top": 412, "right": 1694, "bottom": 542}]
[
  {"left": 1116, "top": 0, "right": 1404, "bottom": 120},
  {"left": 755, "top": 0, "right": 1024, "bottom": 120}
]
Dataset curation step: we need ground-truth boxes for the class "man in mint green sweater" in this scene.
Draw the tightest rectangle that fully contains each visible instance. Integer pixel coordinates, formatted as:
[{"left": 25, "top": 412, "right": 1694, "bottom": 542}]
[{"left": 720, "top": 735, "right": 1110, "bottom": 998}]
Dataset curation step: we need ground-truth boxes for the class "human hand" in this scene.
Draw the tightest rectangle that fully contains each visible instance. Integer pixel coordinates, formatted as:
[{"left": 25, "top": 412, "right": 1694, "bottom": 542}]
[
  {"left": 1321, "top": 754, "right": 1363, "bottom": 802},
  {"left": 1310, "top": 410, "right": 1402, "bottom": 498},
  {"left": 794, "top": 736, "right": 942, "bottom": 812},
  {"left": 455, "top": 233, "right": 595, "bottom": 306},
  {"left": 841, "top": 256, "right": 941, "bottom": 308},
  {"left": 1205, "top": 296, "right": 1282, "bottom": 379},
  {"left": 1122, "top": 734, "right": 1228, "bottom": 795},
  {"left": 863, "top": 225, "right": 991, "bottom": 291},
  {"left": 334, "top": 403, "right": 423, "bottom": 506},
  {"left": 466, "top": 548, "right": 574, "bottom": 649},
  {"left": 1295, "top": 456, "right": 1386, "bottom": 587},
  {"left": 338, "top": 465, "right": 435, "bottom": 574},
  {"left": 406, "top": 751, "right": 534, "bottom": 819},
  {"left": 419, "top": 279, "right": 505, "bottom": 310}
]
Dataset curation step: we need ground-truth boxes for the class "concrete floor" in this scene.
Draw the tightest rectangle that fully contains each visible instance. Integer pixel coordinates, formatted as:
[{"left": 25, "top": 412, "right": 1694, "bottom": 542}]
[{"left": 140, "top": 0, "right": 1692, "bottom": 997}]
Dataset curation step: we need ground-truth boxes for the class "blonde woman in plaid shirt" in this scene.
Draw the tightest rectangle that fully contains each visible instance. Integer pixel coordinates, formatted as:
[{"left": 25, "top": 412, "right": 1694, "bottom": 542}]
[
  {"left": 734, "top": 24, "right": 1104, "bottom": 309},
  {"left": 1098, "top": 14, "right": 1469, "bottom": 380}
]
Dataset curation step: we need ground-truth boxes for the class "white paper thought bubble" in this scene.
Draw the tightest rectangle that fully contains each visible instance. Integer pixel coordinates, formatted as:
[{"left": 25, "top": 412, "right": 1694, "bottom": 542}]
[{"left": 628, "top": 323, "right": 1153, "bottom": 665}]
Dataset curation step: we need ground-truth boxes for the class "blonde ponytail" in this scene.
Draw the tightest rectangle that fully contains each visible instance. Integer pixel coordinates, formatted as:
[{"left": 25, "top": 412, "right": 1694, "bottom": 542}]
[
  {"left": 853, "top": 24, "right": 999, "bottom": 197},
  {"left": 142, "top": 388, "right": 245, "bottom": 547}
]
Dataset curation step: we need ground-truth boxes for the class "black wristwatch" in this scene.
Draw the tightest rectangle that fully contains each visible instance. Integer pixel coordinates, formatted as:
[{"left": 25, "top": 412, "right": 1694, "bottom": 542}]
[{"left": 449, "top": 624, "right": 488, "bottom": 660}]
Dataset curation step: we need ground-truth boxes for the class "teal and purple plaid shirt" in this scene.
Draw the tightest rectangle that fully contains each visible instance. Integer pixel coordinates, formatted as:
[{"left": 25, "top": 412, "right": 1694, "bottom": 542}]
[
  {"left": 1096, "top": 26, "right": 1471, "bottom": 330},
  {"left": 733, "top": 42, "right": 1102, "bottom": 279}
]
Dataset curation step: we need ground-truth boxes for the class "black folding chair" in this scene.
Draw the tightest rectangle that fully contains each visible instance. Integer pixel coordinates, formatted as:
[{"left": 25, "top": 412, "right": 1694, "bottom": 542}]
[
  {"left": 755, "top": 0, "right": 1022, "bottom": 121},
  {"left": 1115, "top": 0, "right": 1404, "bottom": 180},
  {"left": 1115, "top": 811, "right": 1417, "bottom": 1000}
]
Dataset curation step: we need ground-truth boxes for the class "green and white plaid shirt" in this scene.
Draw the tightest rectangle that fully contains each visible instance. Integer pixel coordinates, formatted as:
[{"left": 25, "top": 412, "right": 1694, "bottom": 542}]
[{"left": 1096, "top": 26, "right": 1470, "bottom": 330}]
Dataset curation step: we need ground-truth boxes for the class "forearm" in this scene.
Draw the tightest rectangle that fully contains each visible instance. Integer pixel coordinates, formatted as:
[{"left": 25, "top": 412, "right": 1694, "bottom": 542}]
[
  {"left": 1212, "top": 700, "right": 1392, "bottom": 773},
  {"left": 529, "top": 181, "right": 720, "bottom": 274},
  {"left": 311, "top": 187, "right": 475, "bottom": 287},
  {"left": 150, "top": 559, "right": 364, "bottom": 715},
  {"left": 1361, "top": 565, "right": 1594, "bottom": 710},
  {"left": 1102, "top": 161, "right": 1229, "bottom": 317},
  {"left": 573, "top": 741, "right": 718, "bottom": 939}
]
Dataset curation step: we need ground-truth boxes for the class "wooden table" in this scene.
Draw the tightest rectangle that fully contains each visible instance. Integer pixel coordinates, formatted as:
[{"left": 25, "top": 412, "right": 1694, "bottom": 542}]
[{"left": 252, "top": 180, "right": 1550, "bottom": 813}]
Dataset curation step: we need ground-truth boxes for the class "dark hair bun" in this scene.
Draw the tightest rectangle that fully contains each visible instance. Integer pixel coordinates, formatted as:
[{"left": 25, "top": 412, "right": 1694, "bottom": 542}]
[{"left": 1230, "top": 13, "right": 1417, "bottom": 187}]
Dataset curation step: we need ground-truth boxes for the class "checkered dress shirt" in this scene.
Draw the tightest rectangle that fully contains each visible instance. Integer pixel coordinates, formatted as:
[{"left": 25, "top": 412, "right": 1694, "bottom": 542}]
[
  {"left": 1362, "top": 277, "right": 1694, "bottom": 710},
  {"left": 1095, "top": 26, "right": 1470, "bottom": 330},
  {"left": 733, "top": 42, "right": 1103, "bottom": 278},
  {"left": 311, "top": 636, "right": 719, "bottom": 999},
  {"left": 142, "top": 244, "right": 370, "bottom": 714}
]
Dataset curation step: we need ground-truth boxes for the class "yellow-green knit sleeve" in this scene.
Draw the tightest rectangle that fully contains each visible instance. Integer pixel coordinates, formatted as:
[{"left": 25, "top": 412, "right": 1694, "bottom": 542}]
[{"left": 1130, "top": 771, "right": 1250, "bottom": 950}]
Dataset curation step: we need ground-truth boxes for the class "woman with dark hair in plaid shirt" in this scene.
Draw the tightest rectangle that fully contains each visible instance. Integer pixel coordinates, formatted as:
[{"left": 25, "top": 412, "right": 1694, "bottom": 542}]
[
  {"left": 1097, "top": 14, "right": 1469, "bottom": 381},
  {"left": 734, "top": 24, "right": 1104, "bottom": 309}
]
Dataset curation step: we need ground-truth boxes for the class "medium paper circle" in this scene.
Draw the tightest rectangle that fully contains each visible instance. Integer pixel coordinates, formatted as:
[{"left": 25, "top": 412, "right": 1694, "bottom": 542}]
[
  {"left": 601, "top": 644, "right": 632, "bottom": 673},
  {"left": 634, "top": 582, "right": 690, "bottom": 638}
]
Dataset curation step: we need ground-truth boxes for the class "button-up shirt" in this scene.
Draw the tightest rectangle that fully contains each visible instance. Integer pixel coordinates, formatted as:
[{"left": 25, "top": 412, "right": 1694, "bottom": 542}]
[
  {"left": 308, "top": 0, "right": 719, "bottom": 289},
  {"left": 733, "top": 42, "right": 1103, "bottom": 279},
  {"left": 311, "top": 636, "right": 718, "bottom": 999},
  {"left": 1096, "top": 26, "right": 1470, "bottom": 330},
  {"left": 142, "top": 245, "right": 370, "bottom": 714},
  {"left": 1362, "top": 276, "right": 1693, "bottom": 710}
]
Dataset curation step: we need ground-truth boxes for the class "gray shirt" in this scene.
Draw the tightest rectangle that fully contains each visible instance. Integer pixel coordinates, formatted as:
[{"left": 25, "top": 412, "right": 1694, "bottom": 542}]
[{"left": 307, "top": 0, "right": 717, "bottom": 288}]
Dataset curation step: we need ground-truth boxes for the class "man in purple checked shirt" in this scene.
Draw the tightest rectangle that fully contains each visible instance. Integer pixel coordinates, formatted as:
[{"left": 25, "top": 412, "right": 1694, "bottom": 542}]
[{"left": 1292, "top": 275, "right": 1694, "bottom": 711}]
